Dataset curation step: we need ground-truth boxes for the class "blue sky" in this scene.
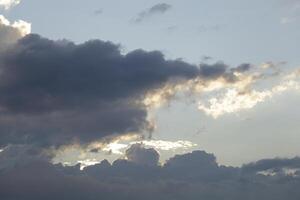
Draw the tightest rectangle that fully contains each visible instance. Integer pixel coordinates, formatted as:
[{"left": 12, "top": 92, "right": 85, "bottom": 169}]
[{"left": 7, "top": 0, "right": 300, "bottom": 65}]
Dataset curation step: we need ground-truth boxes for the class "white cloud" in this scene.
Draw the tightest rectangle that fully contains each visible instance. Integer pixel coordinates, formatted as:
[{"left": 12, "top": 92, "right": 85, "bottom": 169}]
[
  {"left": 0, "top": 15, "right": 31, "bottom": 37},
  {"left": 102, "top": 142, "right": 128, "bottom": 155},
  {"left": 137, "top": 140, "right": 197, "bottom": 151},
  {"left": 198, "top": 89, "right": 272, "bottom": 118},
  {"left": 78, "top": 158, "right": 100, "bottom": 169},
  {"left": 142, "top": 62, "right": 300, "bottom": 119},
  {"left": 102, "top": 140, "right": 197, "bottom": 155},
  {"left": 198, "top": 73, "right": 300, "bottom": 118},
  {"left": 0, "top": 0, "right": 20, "bottom": 10},
  {"left": 0, "top": 15, "right": 31, "bottom": 49},
  {"left": 11, "top": 19, "right": 31, "bottom": 36},
  {"left": 280, "top": 17, "right": 295, "bottom": 24}
]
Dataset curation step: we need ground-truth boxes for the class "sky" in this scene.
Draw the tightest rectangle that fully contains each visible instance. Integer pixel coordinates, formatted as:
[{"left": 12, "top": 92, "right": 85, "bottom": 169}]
[
  {"left": 1, "top": 0, "right": 300, "bottom": 199},
  {"left": 6, "top": 0, "right": 298, "bottom": 166}
]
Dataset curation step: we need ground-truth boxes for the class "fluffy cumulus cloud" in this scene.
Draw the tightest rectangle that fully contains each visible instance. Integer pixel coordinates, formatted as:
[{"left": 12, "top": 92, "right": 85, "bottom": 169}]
[
  {"left": 0, "top": 0, "right": 20, "bottom": 10},
  {"left": 1, "top": 144, "right": 300, "bottom": 200},
  {"left": 125, "top": 143, "right": 159, "bottom": 166},
  {"left": 133, "top": 3, "right": 172, "bottom": 23}
]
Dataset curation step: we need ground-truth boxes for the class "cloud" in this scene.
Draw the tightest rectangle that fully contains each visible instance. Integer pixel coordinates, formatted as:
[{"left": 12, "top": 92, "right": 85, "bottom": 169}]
[
  {"left": 280, "top": 0, "right": 300, "bottom": 24},
  {"left": 142, "top": 62, "right": 248, "bottom": 109},
  {"left": 1, "top": 144, "right": 300, "bottom": 200},
  {"left": 137, "top": 140, "right": 197, "bottom": 151},
  {"left": 0, "top": 16, "right": 297, "bottom": 154},
  {"left": 260, "top": 61, "right": 286, "bottom": 70},
  {"left": 100, "top": 139, "right": 197, "bottom": 156},
  {"left": 198, "top": 88, "right": 272, "bottom": 118},
  {"left": 242, "top": 157, "right": 300, "bottom": 175},
  {"left": 198, "top": 68, "right": 300, "bottom": 118},
  {"left": 0, "top": 15, "right": 31, "bottom": 50},
  {"left": 133, "top": 3, "right": 172, "bottom": 23},
  {"left": 0, "top": 34, "right": 201, "bottom": 148},
  {"left": 197, "top": 25, "right": 223, "bottom": 33},
  {"left": 231, "top": 63, "right": 252, "bottom": 73},
  {"left": 285, "top": 0, "right": 300, "bottom": 8},
  {"left": 125, "top": 143, "right": 159, "bottom": 166},
  {"left": 0, "top": 27, "right": 251, "bottom": 149},
  {"left": 0, "top": 0, "right": 20, "bottom": 10},
  {"left": 0, "top": 145, "right": 53, "bottom": 170},
  {"left": 102, "top": 142, "right": 128, "bottom": 155},
  {"left": 78, "top": 158, "right": 99, "bottom": 169},
  {"left": 166, "top": 25, "right": 177, "bottom": 33},
  {"left": 94, "top": 9, "right": 103, "bottom": 15},
  {"left": 280, "top": 17, "right": 295, "bottom": 24}
]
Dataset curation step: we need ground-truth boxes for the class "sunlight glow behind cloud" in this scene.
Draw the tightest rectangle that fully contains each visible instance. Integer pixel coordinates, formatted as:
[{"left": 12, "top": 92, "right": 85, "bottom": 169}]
[
  {"left": 0, "top": 15, "right": 31, "bottom": 36},
  {"left": 102, "top": 140, "right": 197, "bottom": 155}
]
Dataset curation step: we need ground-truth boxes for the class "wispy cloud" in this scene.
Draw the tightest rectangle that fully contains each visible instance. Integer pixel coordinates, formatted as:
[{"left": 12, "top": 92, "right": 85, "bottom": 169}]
[
  {"left": 0, "top": 0, "right": 20, "bottom": 10},
  {"left": 198, "top": 68, "right": 300, "bottom": 118},
  {"left": 94, "top": 9, "right": 103, "bottom": 15},
  {"left": 280, "top": 17, "right": 296, "bottom": 24},
  {"left": 133, "top": 3, "right": 172, "bottom": 23},
  {"left": 280, "top": 0, "right": 300, "bottom": 24},
  {"left": 197, "top": 24, "right": 223, "bottom": 33}
]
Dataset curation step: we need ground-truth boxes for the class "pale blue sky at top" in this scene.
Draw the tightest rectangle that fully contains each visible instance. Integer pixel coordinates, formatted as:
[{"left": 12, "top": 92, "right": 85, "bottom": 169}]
[{"left": 6, "top": 0, "right": 300, "bottom": 65}]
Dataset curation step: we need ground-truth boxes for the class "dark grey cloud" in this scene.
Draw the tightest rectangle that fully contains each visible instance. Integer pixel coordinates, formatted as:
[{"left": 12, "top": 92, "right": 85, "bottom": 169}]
[
  {"left": 241, "top": 157, "right": 300, "bottom": 174},
  {"left": 199, "top": 62, "right": 228, "bottom": 79},
  {"left": 133, "top": 3, "right": 172, "bottom": 23},
  {"left": 163, "top": 150, "right": 238, "bottom": 182},
  {"left": 0, "top": 145, "right": 53, "bottom": 170},
  {"left": 125, "top": 143, "right": 159, "bottom": 166},
  {"left": 0, "top": 34, "right": 243, "bottom": 148},
  {"left": 231, "top": 63, "right": 252, "bottom": 73},
  {"left": 0, "top": 34, "right": 197, "bottom": 148},
  {"left": 1, "top": 145, "right": 300, "bottom": 200}
]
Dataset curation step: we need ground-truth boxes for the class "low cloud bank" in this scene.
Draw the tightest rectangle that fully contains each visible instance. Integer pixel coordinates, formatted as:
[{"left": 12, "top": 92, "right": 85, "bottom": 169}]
[{"left": 1, "top": 144, "right": 300, "bottom": 200}]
